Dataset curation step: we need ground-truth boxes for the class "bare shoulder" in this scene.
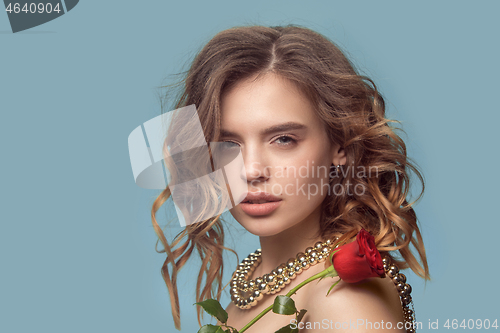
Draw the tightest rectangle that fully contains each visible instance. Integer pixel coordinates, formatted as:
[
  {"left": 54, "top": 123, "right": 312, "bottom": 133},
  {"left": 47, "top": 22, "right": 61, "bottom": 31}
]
[{"left": 299, "top": 275, "right": 406, "bottom": 332}]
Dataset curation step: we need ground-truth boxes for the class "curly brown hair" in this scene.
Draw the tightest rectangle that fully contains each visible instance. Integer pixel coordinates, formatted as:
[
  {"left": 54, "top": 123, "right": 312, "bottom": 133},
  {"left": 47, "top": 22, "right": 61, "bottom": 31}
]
[{"left": 150, "top": 24, "right": 430, "bottom": 330}]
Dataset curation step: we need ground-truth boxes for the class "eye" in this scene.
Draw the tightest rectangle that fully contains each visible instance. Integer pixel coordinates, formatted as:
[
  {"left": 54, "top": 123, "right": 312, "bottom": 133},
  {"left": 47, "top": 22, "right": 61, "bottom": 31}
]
[
  {"left": 211, "top": 141, "right": 240, "bottom": 155},
  {"left": 274, "top": 135, "right": 297, "bottom": 147},
  {"left": 219, "top": 141, "right": 240, "bottom": 149}
]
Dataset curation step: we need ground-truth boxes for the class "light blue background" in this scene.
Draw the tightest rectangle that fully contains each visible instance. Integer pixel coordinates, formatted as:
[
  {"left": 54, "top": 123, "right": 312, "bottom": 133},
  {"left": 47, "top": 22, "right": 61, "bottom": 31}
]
[{"left": 1, "top": 1, "right": 499, "bottom": 332}]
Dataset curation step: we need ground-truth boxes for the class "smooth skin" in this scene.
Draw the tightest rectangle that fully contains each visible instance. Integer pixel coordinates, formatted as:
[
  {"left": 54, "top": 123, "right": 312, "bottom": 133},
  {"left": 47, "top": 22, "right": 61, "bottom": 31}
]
[{"left": 220, "top": 73, "right": 405, "bottom": 332}]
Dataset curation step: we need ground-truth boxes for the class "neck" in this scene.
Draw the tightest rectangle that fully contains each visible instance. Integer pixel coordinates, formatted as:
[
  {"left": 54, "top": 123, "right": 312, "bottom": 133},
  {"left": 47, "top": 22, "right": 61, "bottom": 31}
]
[{"left": 252, "top": 205, "right": 324, "bottom": 278}]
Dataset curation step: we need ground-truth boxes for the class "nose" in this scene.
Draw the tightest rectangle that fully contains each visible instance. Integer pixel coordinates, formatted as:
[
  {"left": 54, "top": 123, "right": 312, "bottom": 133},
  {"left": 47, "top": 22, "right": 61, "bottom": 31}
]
[{"left": 241, "top": 147, "right": 270, "bottom": 184}]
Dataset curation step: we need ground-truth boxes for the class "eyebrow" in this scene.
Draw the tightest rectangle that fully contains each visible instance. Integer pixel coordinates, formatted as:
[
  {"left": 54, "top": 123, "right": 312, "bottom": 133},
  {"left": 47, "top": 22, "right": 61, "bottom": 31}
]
[{"left": 220, "top": 121, "right": 308, "bottom": 138}]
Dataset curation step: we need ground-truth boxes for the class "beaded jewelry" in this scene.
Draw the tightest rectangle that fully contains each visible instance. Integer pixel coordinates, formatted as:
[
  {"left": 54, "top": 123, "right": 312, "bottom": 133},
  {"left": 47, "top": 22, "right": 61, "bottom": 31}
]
[
  {"left": 382, "top": 255, "right": 417, "bottom": 333},
  {"left": 230, "top": 239, "right": 338, "bottom": 310},
  {"left": 230, "top": 238, "right": 417, "bottom": 332}
]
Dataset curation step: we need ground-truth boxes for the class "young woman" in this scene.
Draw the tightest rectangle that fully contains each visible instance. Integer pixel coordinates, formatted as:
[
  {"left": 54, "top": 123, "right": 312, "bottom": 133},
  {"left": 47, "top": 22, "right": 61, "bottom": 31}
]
[{"left": 151, "top": 25, "right": 430, "bottom": 332}]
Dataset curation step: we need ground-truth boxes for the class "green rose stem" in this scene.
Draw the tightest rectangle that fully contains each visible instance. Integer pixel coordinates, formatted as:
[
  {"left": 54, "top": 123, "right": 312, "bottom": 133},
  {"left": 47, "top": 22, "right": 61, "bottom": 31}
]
[{"left": 238, "top": 264, "right": 338, "bottom": 333}]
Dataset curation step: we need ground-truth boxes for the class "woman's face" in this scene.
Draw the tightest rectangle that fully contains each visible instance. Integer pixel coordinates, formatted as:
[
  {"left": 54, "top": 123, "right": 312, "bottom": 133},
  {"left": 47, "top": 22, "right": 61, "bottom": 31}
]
[{"left": 220, "top": 73, "right": 345, "bottom": 237}]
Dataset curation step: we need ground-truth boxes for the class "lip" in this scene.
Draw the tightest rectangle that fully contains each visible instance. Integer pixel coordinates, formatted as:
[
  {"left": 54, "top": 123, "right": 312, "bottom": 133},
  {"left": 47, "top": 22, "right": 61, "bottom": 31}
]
[
  {"left": 239, "top": 191, "right": 282, "bottom": 216},
  {"left": 242, "top": 191, "right": 281, "bottom": 204}
]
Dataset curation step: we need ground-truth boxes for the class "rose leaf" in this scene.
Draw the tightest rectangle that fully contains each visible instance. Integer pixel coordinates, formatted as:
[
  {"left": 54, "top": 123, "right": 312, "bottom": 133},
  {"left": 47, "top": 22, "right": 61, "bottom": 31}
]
[
  {"left": 194, "top": 299, "right": 228, "bottom": 324},
  {"left": 272, "top": 295, "right": 297, "bottom": 315},
  {"left": 296, "top": 309, "right": 307, "bottom": 323}
]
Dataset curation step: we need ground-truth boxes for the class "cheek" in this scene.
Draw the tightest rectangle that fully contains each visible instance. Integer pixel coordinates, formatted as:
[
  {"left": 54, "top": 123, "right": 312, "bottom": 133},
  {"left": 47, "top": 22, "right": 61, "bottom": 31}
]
[{"left": 276, "top": 156, "right": 331, "bottom": 202}]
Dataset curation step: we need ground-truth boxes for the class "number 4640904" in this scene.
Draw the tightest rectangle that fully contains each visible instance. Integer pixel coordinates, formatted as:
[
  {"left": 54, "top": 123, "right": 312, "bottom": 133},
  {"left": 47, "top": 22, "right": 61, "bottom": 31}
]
[
  {"left": 5, "top": 2, "right": 62, "bottom": 14},
  {"left": 444, "top": 319, "right": 498, "bottom": 329}
]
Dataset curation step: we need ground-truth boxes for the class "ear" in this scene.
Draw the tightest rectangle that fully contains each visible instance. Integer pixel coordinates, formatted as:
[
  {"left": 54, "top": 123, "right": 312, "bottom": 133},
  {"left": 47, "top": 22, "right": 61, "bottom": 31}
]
[{"left": 331, "top": 143, "right": 347, "bottom": 166}]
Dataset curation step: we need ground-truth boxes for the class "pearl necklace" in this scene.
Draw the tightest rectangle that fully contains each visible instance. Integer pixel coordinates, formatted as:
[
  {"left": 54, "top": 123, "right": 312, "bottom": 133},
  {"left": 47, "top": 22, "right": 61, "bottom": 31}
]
[
  {"left": 230, "top": 239, "right": 338, "bottom": 310},
  {"left": 229, "top": 239, "right": 417, "bottom": 332},
  {"left": 383, "top": 256, "right": 417, "bottom": 333}
]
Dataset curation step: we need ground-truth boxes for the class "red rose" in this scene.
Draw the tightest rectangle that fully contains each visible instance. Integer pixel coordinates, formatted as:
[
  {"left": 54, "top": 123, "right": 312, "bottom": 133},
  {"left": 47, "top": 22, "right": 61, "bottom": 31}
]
[{"left": 331, "top": 229, "right": 385, "bottom": 283}]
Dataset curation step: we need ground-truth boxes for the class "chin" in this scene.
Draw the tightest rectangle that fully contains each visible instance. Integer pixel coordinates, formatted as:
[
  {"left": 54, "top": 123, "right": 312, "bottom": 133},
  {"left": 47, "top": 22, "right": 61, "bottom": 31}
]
[
  {"left": 245, "top": 227, "right": 283, "bottom": 238},
  {"left": 236, "top": 219, "right": 289, "bottom": 237}
]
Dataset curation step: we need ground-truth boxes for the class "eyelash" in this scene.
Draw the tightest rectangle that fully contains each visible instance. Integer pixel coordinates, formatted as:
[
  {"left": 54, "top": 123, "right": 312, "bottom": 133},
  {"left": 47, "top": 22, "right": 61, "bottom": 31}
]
[
  {"left": 222, "top": 135, "right": 297, "bottom": 148},
  {"left": 274, "top": 135, "right": 297, "bottom": 147}
]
